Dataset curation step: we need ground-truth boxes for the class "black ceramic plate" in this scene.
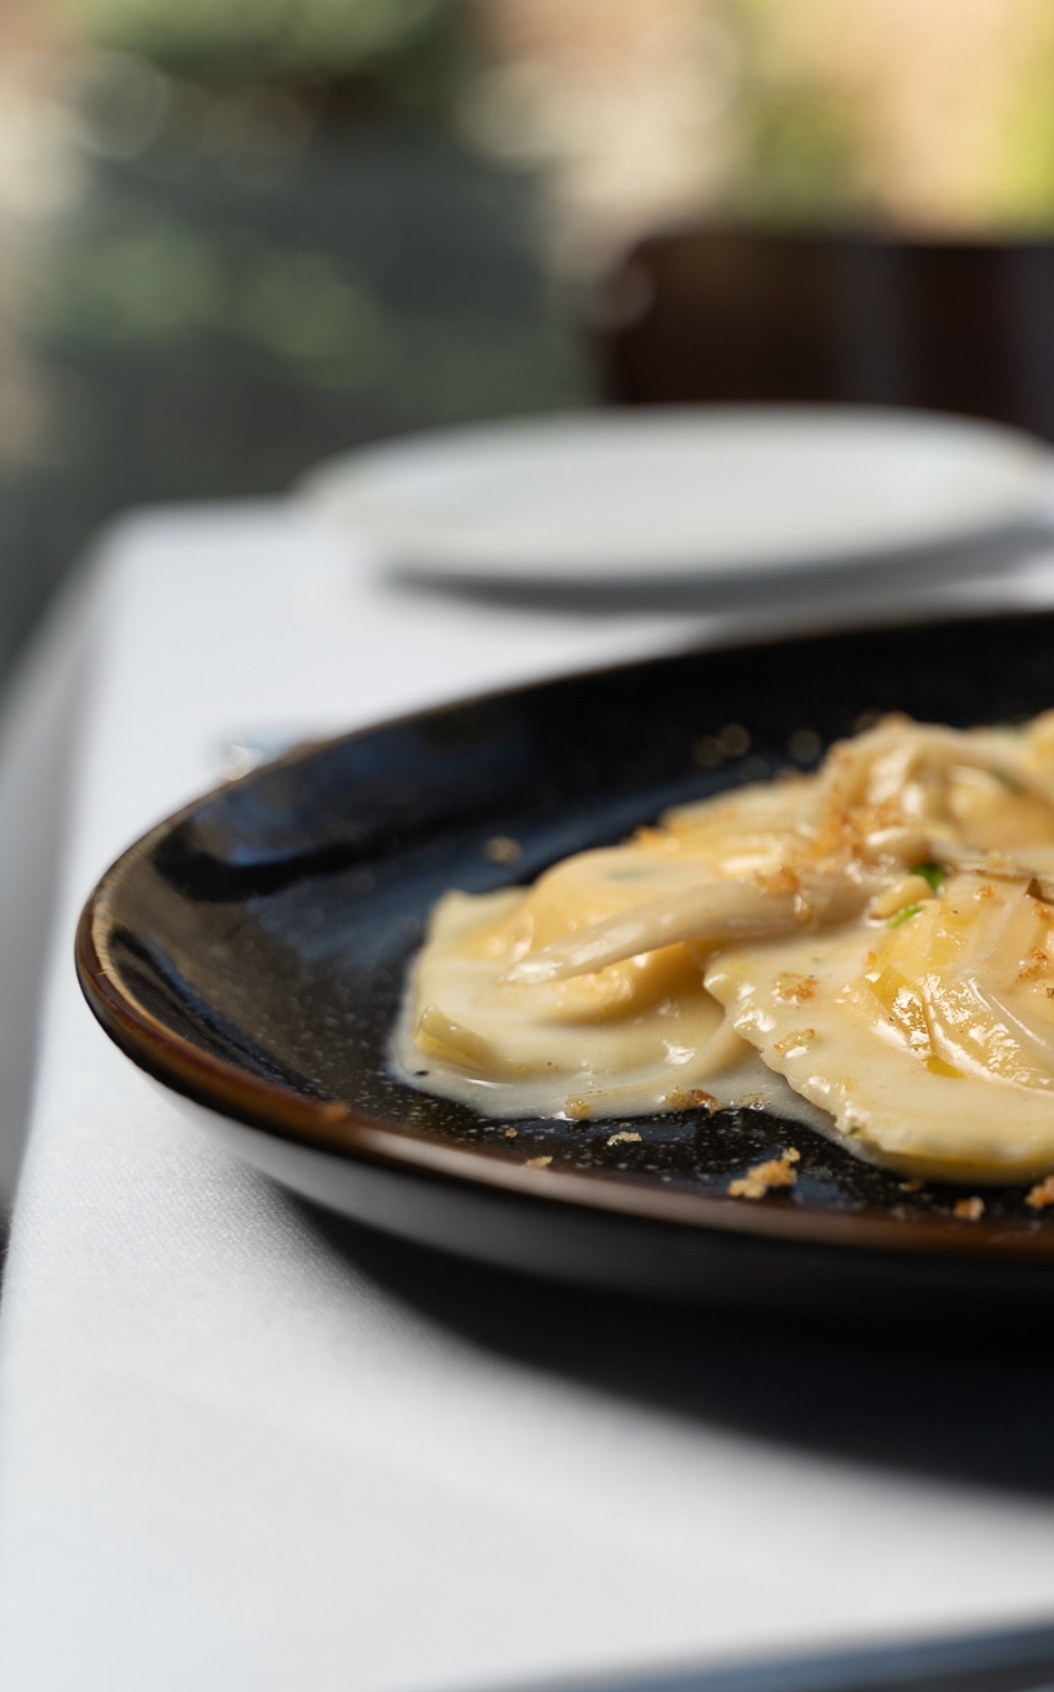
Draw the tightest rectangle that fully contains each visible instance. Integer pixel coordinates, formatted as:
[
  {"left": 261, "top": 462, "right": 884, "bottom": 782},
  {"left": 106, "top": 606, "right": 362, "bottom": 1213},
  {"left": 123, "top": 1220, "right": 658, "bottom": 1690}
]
[{"left": 77, "top": 612, "right": 1054, "bottom": 1327}]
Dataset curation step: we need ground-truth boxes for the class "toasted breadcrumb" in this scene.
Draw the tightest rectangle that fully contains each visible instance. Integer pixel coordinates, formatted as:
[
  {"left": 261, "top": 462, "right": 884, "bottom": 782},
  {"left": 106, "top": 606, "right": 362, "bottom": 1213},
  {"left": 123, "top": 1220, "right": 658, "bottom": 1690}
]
[
  {"left": 606, "top": 1130, "right": 642, "bottom": 1147},
  {"left": 774, "top": 973, "right": 818, "bottom": 1004},
  {"left": 483, "top": 835, "right": 521, "bottom": 864},
  {"left": 524, "top": 1155, "right": 552, "bottom": 1169},
  {"left": 565, "top": 1097, "right": 592, "bottom": 1121},
  {"left": 692, "top": 735, "right": 723, "bottom": 767},
  {"left": 666, "top": 1087, "right": 717, "bottom": 1112},
  {"left": 504, "top": 1127, "right": 517, "bottom": 1139},
  {"left": 953, "top": 1196, "right": 985, "bottom": 1221},
  {"left": 729, "top": 1148, "right": 800, "bottom": 1200},
  {"left": 774, "top": 1028, "right": 816, "bottom": 1059},
  {"left": 719, "top": 722, "right": 750, "bottom": 756},
  {"left": 1027, "top": 1175, "right": 1054, "bottom": 1209},
  {"left": 1018, "top": 946, "right": 1049, "bottom": 982},
  {"left": 759, "top": 865, "right": 800, "bottom": 896}
]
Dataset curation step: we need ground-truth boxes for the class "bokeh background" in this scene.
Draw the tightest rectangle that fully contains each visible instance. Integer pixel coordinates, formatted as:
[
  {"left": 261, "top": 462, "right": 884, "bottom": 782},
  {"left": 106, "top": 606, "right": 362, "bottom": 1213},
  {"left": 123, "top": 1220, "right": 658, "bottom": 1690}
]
[{"left": 4, "top": 0, "right": 1054, "bottom": 678}]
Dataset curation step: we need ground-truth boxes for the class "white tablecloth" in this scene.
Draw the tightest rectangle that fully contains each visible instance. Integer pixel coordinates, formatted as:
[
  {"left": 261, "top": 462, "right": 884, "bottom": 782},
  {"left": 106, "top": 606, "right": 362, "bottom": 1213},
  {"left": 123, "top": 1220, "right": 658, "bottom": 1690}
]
[{"left": 5, "top": 503, "right": 1054, "bottom": 1689}]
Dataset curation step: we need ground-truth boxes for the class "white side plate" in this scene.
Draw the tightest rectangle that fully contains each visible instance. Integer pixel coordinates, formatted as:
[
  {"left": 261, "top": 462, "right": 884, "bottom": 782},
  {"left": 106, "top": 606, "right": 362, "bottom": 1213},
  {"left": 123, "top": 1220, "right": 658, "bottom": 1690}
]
[{"left": 299, "top": 406, "right": 1052, "bottom": 585}]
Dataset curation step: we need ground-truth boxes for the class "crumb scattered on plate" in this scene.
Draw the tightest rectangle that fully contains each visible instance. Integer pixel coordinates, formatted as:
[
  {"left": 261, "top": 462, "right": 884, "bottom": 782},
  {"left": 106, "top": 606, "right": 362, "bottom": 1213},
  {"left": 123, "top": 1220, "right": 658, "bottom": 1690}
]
[
  {"left": 1027, "top": 1175, "right": 1054, "bottom": 1209},
  {"left": 729, "top": 1148, "right": 800, "bottom": 1200},
  {"left": 665, "top": 1087, "right": 717, "bottom": 1112},
  {"left": 953, "top": 1196, "right": 985, "bottom": 1221},
  {"left": 483, "top": 835, "right": 521, "bottom": 864}
]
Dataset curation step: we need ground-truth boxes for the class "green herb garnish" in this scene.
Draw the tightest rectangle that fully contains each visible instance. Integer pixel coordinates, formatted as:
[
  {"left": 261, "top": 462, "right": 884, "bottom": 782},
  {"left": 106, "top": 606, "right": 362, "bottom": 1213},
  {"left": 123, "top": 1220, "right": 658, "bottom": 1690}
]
[
  {"left": 990, "top": 767, "right": 1026, "bottom": 795},
  {"left": 889, "top": 902, "right": 924, "bottom": 928},
  {"left": 910, "top": 861, "right": 945, "bottom": 892}
]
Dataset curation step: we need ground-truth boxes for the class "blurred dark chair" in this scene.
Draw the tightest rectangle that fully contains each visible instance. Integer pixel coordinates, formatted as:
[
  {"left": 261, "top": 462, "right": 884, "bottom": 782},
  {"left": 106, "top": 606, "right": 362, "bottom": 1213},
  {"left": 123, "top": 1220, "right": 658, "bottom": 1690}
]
[{"left": 594, "top": 227, "right": 1054, "bottom": 441}]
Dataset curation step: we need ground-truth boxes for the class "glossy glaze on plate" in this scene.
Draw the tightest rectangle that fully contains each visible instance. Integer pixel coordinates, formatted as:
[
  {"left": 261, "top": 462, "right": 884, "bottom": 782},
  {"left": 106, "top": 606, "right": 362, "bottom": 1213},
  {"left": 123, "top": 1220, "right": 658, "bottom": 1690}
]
[{"left": 77, "top": 612, "right": 1054, "bottom": 1324}]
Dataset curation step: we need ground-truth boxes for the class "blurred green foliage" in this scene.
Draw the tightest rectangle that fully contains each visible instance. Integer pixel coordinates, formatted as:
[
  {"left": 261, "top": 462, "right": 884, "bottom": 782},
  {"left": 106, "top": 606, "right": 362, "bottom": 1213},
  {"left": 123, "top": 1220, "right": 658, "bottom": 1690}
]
[
  {"left": 1, "top": 127, "right": 585, "bottom": 673},
  {"left": 724, "top": 0, "right": 869, "bottom": 224},
  {"left": 996, "top": 12, "right": 1054, "bottom": 230},
  {"left": 0, "top": 5, "right": 586, "bottom": 681},
  {"left": 63, "top": 0, "right": 469, "bottom": 109},
  {"left": 35, "top": 220, "right": 397, "bottom": 392},
  {"left": 735, "top": 83, "right": 867, "bottom": 222}
]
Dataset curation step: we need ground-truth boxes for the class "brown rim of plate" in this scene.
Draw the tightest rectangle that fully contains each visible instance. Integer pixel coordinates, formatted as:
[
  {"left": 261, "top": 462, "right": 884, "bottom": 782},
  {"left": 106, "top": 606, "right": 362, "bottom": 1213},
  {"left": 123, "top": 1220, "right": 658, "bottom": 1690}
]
[{"left": 75, "top": 793, "right": 1054, "bottom": 1271}]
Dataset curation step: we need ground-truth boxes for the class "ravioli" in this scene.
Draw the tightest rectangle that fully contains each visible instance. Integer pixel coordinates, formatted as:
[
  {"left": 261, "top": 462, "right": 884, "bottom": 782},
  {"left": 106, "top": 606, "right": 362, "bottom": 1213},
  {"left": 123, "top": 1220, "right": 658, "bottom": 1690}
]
[{"left": 392, "top": 709, "right": 1054, "bottom": 1182}]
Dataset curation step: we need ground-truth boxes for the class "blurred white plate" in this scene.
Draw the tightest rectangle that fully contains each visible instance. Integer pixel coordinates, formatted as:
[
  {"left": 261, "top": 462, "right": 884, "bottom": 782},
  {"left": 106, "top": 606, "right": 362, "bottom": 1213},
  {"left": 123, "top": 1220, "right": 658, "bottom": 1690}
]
[{"left": 299, "top": 406, "right": 1051, "bottom": 585}]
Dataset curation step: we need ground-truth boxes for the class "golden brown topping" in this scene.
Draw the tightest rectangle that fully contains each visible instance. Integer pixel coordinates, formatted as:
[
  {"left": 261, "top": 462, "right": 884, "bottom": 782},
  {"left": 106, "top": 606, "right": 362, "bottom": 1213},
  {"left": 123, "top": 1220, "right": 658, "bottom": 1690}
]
[
  {"left": 483, "top": 835, "right": 522, "bottom": 865},
  {"left": 953, "top": 1196, "right": 985, "bottom": 1221},
  {"left": 524, "top": 1155, "right": 552, "bottom": 1170},
  {"left": 774, "top": 972, "right": 818, "bottom": 1004},
  {"left": 1027, "top": 1176, "right": 1054, "bottom": 1209},
  {"left": 1018, "top": 946, "right": 1050, "bottom": 982},
  {"left": 759, "top": 866, "right": 801, "bottom": 896},
  {"left": 774, "top": 1028, "right": 816, "bottom": 1059},
  {"left": 665, "top": 1087, "right": 718, "bottom": 1112},
  {"left": 718, "top": 723, "right": 751, "bottom": 757},
  {"left": 606, "top": 1131, "right": 642, "bottom": 1147},
  {"left": 788, "top": 728, "right": 822, "bottom": 762},
  {"left": 728, "top": 1148, "right": 800, "bottom": 1201},
  {"left": 565, "top": 1097, "right": 592, "bottom": 1121},
  {"left": 692, "top": 735, "right": 724, "bottom": 767}
]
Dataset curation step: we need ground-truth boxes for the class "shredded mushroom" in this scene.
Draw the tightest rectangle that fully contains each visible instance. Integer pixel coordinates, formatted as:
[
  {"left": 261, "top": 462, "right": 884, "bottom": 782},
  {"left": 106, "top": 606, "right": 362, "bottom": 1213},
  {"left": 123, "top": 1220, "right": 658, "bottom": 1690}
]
[{"left": 503, "top": 868, "right": 884, "bottom": 986}]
